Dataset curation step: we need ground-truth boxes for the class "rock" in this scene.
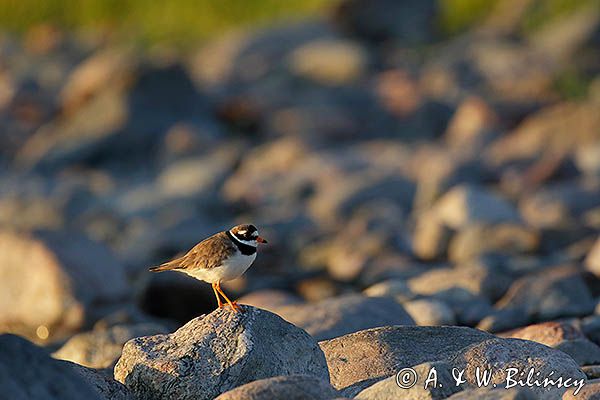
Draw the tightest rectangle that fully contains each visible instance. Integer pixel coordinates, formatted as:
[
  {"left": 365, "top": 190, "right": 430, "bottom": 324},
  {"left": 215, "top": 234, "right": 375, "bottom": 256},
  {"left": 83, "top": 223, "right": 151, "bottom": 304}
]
[
  {"left": 321, "top": 231, "right": 389, "bottom": 283},
  {"left": 274, "top": 294, "right": 414, "bottom": 341},
  {"left": 17, "top": 63, "right": 212, "bottom": 171},
  {"left": 189, "top": 31, "right": 249, "bottom": 87},
  {"left": 412, "top": 211, "right": 452, "bottom": 261},
  {"left": 477, "top": 308, "right": 532, "bottom": 333},
  {"left": 332, "top": 0, "right": 437, "bottom": 43},
  {"left": 15, "top": 86, "right": 128, "bottom": 171},
  {"left": 357, "top": 256, "right": 431, "bottom": 287},
  {"left": 529, "top": 3, "right": 600, "bottom": 63},
  {"left": 237, "top": 289, "right": 303, "bottom": 312},
  {"left": 156, "top": 145, "right": 240, "bottom": 200},
  {"left": 432, "top": 185, "right": 521, "bottom": 229},
  {"left": 403, "top": 299, "right": 456, "bottom": 326},
  {"left": 520, "top": 180, "right": 600, "bottom": 229},
  {"left": 428, "top": 288, "right": 495, "bottom": 326},
  {"left": 214, "top": 375, "right": 340, "bottom": 400},
  {"left": 582, "top": 315, "right": 600, "bottom": 346},
  {"left": 585, "top": 237, "right": 600, "bottom": 277},
  {"left": 0, "top": 182, "right": 63, "bottom": 231},
  {"left": 0, "top": 334, "right": 130, "bottom": 400},
  {"left": 407, "top": 263, "right": 511, "bottom": 301},
  {"left": 114, "top": 306, "right": 329, "bottom": 400},
  {"left": 222, "top": 137, "right": 315, "bottom": 209},
  {"left": 467, "top": 38, "right": 557, "bottom": 102},
  {"left": 446, "top": 387, "right": 538, "bottom": 399},
  {"left": 444, "top": 96, "right": 498, "bottom": 151},
  {"left": 59, "top": 47, "right": 137, "bottom": 112},
  {"left": 487, "top": 100, "right": 600, "bottom": 167},
  {"left": 451, "top": 338, "right": 586, "bottom": 399},
  {"left": 355, "top": 361, "right": 460, "bottom": 400},
  {"left": 363, "top": 279, "right": 415, "bottom": 302},
  {"left": 562, "top": 378, "right": 600, "bottom": 399},
  {"left": 495, "top": 266, "right": 595, "bottom": 320},
  {"left": 410, "top": 146, "right": 491, "bottom": 211},
  {"left": 69, "top": 363, "right": 132, "bottom": 400},
  {"left": 374, "top": 69, "right": 422, "bottom": 118},
  {"left": 581, "top": 365, "right": 600, "bottom": 380},
  {"left": 505, "top": 321, "right": 600, "bottom": 366},
  {"left": 447, "top": 223, "right": 539, "bottom": 263},
  {"left": 575, "top": 143, "right": 600, "bottom": 176},
  {"left": 287, "top": 39, "right": 368, "bottom": 85},
  {"left": 308, "top": 173, "right": 415, "bottom": 227},
  {"left": 295, "top": 276, "right": 348, "bottom": 302},
  {"left": 317, "top": 200, "right": 409, "bottom": 282},
  {"left": 53, "top": 322, "right": 169, "bottom": 369},
  {"left": 0, "top": 229, "right": 129, "bottom": 342},
  {"left": 319, "top": 326, "right": 494, "bottom": 396}
]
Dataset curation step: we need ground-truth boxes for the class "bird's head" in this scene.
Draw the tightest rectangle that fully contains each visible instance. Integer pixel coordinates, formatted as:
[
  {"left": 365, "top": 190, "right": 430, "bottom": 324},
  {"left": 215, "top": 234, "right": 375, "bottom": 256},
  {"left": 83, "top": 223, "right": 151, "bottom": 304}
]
[{"left": 229, "top": 224, "right": 268, "bottom": 247}]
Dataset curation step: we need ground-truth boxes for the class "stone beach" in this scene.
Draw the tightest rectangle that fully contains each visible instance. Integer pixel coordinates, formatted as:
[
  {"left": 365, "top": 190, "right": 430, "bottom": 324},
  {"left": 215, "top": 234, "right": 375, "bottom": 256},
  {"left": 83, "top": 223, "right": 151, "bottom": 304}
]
[{"left": 1, "top": 0, "right": 600, "bottom": 398}]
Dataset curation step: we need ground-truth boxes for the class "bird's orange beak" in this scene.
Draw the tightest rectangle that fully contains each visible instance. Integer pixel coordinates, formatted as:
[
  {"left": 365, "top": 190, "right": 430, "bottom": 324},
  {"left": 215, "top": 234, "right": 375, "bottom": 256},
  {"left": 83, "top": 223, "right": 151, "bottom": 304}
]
[{"left": 256, "top": 236, "right": 268, "bottom": 244}]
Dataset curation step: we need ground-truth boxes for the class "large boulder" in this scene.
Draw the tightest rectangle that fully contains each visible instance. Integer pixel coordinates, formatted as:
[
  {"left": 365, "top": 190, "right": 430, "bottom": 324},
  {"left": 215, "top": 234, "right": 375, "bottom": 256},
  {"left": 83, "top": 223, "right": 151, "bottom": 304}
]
[
  {"left": 114, "top": 306, "right": 329, "bottom": 400},
  {"left": 274, "top": 294, "right": 415, "bottom": 341},
  {"left": 495, "top": 266, "right": 594, "bottom": 320},
  {"left": 0, "top": 334, "right": 130, "bottom": 400},
  {"left": 319, "top": 326, "right": 493, "bottom": 396},
  {"left": 214, "top": 375, "right": 340, "bottom": 400},
  {"left": 432, "top": 184, "right": 521, "bottom": 229},
  {"left": 451, "top": 338, "right": 586, "bottom": 399},
  {"left": 407, "top": 263, "right": 511, "bottom": 301},
  {"left": 0, "top": 229, "right": 129, "bottom": 342}
]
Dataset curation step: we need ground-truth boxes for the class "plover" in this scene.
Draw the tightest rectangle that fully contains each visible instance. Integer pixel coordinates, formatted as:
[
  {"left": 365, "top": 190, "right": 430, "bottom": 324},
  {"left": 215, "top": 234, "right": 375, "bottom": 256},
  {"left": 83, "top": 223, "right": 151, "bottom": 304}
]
[{"left": 149, "top": 224, "right": 267, "bottom": 312}]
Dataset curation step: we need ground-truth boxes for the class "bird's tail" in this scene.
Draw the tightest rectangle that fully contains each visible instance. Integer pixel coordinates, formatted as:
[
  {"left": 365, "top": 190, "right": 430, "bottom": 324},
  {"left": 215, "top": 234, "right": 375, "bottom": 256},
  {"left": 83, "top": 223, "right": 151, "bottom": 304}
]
[{"left": 149, "top": 259, "right": 181, "bottom": 272}]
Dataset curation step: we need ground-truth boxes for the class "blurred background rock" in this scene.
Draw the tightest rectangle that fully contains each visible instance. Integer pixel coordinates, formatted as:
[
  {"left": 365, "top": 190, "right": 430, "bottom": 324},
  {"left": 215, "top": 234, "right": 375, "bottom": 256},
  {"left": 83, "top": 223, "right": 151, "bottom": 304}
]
[{"left": 0, "top": 0, "right": 599, "bottom": 353}]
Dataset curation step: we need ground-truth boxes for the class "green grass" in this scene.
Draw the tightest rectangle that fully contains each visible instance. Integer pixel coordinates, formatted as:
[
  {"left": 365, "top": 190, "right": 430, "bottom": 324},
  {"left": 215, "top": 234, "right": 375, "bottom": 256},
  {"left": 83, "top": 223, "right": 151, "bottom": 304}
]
[
  {"left": 0, "top": 0, "right": 337, "bottom": 48},
  {"left": 439, "top": 0, "right": 500, "bottom": 34},
  {"left": 439, "top": 0, "right": 600, "bottom": 34},
  {"left": 0, "top": 0, "right": 598, "bottom": 48}
]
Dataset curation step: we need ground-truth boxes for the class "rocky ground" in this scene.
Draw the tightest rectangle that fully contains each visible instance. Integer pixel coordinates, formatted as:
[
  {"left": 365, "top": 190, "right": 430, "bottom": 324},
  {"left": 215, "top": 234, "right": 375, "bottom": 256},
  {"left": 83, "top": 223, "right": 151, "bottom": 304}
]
[{"left": 1, "top": 0, "right": 600, "bottom": 399}]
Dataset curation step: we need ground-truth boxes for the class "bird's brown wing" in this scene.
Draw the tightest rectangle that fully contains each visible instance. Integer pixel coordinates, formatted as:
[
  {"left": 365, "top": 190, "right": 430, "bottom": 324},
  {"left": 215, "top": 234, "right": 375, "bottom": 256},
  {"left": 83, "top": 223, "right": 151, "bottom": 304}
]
[{"left": 150, "top": 231, "right": 236, "bottom": 272}]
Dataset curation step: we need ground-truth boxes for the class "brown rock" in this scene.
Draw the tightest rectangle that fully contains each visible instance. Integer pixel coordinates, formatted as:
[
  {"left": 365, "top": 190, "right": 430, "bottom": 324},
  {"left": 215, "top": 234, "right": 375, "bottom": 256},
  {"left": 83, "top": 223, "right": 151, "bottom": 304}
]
[
  {"left": 451, "top": 338, "right": 586, "bottom": 399},
  {"left": 505, "top": 321, "right": 600, "bottom": 366},
  {"left": 0, "top": 229, "right": 129, "bottom": 342},
  {"left": 562, "top": 378, "right": 600, "bottom": 399},
  {"left": 319, "top": 326, "right": 493, "bottom": 396}
]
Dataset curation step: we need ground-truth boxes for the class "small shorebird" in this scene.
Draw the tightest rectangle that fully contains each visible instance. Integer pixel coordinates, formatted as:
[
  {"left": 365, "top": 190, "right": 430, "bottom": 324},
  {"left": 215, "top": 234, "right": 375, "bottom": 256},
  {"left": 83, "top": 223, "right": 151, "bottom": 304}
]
[{"left": 149, "top": 224, "right": 267, "bottom": 312}]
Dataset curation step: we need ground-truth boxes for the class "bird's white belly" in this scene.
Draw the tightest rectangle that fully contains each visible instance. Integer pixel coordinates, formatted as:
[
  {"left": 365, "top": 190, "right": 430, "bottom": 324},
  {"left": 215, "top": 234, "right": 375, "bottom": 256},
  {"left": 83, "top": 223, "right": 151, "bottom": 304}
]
[{"left": 185, "top": 252, "right": 256, "bottom": 283}]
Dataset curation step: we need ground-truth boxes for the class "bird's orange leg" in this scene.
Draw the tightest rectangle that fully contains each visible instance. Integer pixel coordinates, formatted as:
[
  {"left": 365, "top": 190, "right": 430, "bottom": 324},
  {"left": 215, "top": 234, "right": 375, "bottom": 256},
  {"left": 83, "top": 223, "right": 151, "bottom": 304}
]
[
  {"left": 211, "top": 283, "right": 224, "bottom": 308},
  {"left": 215, "top": 282, "right": 241, "bottom": 312}
]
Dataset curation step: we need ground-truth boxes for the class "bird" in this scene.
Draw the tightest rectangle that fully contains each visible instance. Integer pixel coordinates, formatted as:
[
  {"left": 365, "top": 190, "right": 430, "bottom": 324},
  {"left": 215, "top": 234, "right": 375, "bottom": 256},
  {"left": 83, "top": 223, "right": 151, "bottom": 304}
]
[{"left": 149, "top": 224, "right": 267, "bottom": 312}]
